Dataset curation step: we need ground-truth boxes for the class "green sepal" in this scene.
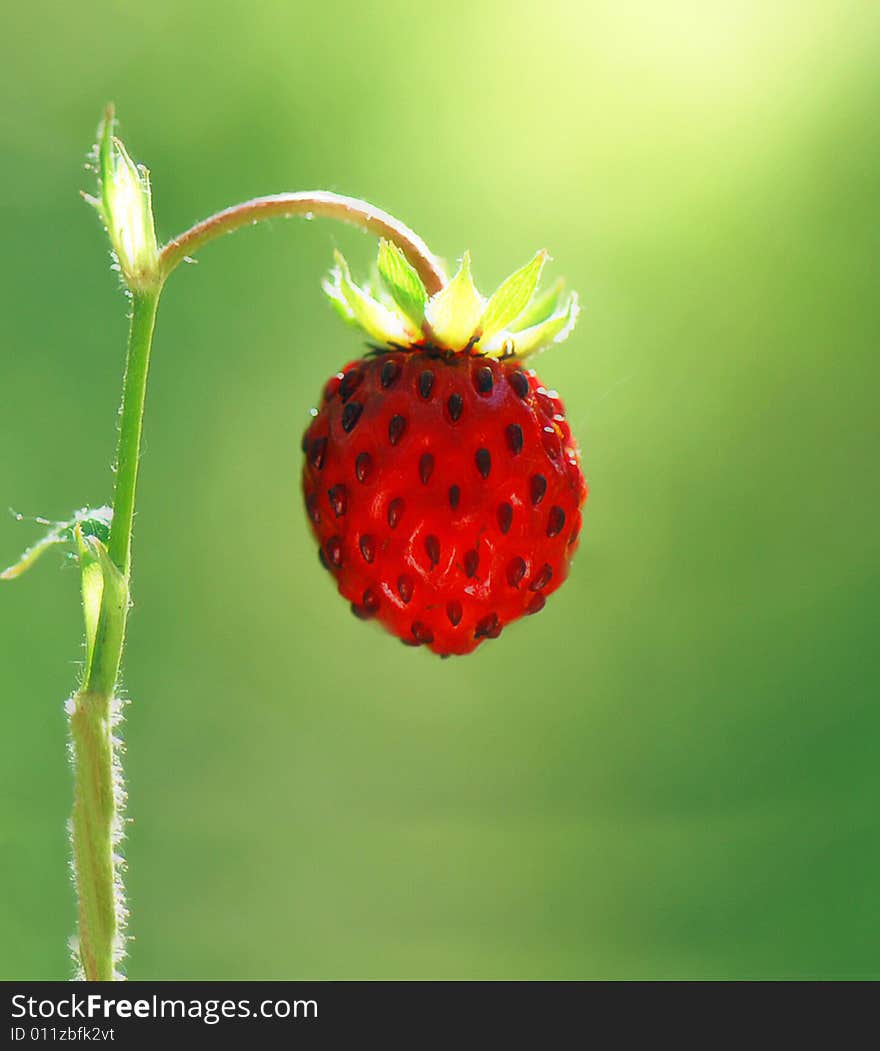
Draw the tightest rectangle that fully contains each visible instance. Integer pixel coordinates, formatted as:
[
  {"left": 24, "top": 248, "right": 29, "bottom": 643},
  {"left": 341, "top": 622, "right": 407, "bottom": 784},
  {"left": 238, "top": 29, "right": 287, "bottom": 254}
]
[
  {"left": 322, "top": 242, "right": 580, "bottom": 359},
  {"left": 325, "top": 251, "right": 415, "bottom": 344},
  {"left": 479, "top": 250, "right": 548, "bottom": 342},
  {"left": 508, "top": 277, "right": 566, "bottom": 332},
  {"left": 321, "top": 274, "right": 360, "bottom": 327},
  {"left": 2, "top": 507, "right": 113, "bottom": 581},
  {"left": 97, "top": 105, "right": 115, "bottom": 224},
  {"left": 503, "top": 291, "right": 580, "bottom": 357},
  {"left": 377, "top": 240, "right": 428, "bottom": 327},
  {"left": 423, "top": 252, "right": 485, "bottom": 350}
]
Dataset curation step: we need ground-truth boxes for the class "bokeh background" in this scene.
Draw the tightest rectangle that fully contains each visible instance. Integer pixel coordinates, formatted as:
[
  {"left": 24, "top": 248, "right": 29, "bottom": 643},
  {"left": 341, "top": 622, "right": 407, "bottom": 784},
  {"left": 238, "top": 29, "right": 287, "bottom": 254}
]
[{"left": 1, "top": 0, "right": 878, "bottom": 979}]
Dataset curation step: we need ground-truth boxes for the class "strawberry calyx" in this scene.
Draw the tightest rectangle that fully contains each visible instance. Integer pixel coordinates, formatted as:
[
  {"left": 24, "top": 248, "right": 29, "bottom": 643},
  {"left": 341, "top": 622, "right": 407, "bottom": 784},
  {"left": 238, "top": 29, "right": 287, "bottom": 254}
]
[{"left": 323, "top": 241, "right": 579, "bottom": 359}]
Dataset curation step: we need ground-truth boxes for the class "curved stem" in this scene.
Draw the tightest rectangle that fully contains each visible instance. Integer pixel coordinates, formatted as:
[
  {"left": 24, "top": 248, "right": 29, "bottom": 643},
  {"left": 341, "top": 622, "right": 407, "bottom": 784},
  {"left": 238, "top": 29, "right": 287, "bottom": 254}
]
[{"left": 159, "top": 191, "right": 447, "bottom": 294}]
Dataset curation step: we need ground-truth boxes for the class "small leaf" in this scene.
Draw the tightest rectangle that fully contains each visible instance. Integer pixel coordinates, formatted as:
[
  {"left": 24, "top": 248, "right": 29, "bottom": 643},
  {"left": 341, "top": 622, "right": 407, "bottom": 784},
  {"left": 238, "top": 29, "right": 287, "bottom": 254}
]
[
  {"left": 508, "top": 277, "right": 566, "bottom": 332},
  {"left": 2, "top": 506, "right": 112, "bottom": 581},
  {"left": 423, "top": 252, "right": 485, "bottom": 350},
  {"left": 479, "top": 250, "right": 548, "bottom": 341},
  {"left": 77, "top": 532, "right": 128, "bottom": 689},
  {"left": 331, "top": 251, "right": 415, "bottom": 344},
  {"left": 1, "top": 524, "right": 66, "bottom": 580},
  {"left": 75, "top": 526, "right": 104, "bottom": 667},
  {"left": 377, "top": 240, "right": 428, "bottom": 327}
]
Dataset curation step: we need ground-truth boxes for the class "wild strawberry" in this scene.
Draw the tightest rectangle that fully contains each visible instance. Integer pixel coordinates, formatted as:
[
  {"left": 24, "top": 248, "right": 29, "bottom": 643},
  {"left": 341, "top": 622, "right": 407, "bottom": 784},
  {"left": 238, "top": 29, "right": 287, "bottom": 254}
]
[{"left": 302, "top": 242, "right": 586, "bottom": 655}]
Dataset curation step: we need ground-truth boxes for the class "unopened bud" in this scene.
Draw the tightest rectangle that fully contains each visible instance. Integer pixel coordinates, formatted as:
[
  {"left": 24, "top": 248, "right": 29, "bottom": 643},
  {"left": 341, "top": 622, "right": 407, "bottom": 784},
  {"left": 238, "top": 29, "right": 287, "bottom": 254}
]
[{"left": 85, "top": 105, "right": 159, "bottom": 293}]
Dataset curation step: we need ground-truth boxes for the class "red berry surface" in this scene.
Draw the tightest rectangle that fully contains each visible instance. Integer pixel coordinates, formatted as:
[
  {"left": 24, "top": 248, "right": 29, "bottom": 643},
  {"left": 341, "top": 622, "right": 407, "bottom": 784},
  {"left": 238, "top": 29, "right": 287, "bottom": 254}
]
[{"left": 301, "top": 348, "right": 587, "bottom": 655}]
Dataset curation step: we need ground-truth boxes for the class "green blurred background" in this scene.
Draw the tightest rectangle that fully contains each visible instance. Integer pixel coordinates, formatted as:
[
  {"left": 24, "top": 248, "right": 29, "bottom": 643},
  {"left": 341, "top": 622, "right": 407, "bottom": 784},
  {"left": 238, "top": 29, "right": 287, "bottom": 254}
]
[{"left": 1, "top": 1, "right": 878, "bottom": 979}]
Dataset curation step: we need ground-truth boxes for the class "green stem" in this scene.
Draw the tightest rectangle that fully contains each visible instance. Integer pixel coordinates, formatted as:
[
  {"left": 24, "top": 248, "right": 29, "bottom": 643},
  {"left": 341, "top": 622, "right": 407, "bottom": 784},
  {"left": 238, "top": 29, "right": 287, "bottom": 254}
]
[
  {"left": 107, "top": 292, "right": 161, "bottom": 579},
  {"left": 70, "top": 288, "right": 161, "bottom": 980}
]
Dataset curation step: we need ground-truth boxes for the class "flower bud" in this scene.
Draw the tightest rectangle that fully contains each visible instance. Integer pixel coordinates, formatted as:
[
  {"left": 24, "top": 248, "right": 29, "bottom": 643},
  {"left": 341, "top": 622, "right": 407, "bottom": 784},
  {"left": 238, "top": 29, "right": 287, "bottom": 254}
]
[{"left": 85, "top": 106, "right": 159, "bottom": 293}]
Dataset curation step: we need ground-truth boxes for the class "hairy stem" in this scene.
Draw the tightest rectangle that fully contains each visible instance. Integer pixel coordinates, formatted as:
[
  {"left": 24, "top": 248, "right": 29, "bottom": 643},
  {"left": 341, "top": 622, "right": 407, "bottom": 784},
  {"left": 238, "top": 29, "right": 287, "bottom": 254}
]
[
  {"left": 159, "top": 191, "right": 447, "bottom": 294},
  {"left": 70, "top": 289, "right": 160, "bottom": 980},
  {"left": 70, "top": 689, "right": 118, "bottom": 981}
]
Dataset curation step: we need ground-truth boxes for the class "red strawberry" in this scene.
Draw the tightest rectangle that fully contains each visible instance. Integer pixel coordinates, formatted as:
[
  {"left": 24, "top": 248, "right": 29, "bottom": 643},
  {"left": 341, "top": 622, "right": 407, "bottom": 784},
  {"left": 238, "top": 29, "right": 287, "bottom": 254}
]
[{"left": 302, "top": 244, "right": 586, "bottom": 656}]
